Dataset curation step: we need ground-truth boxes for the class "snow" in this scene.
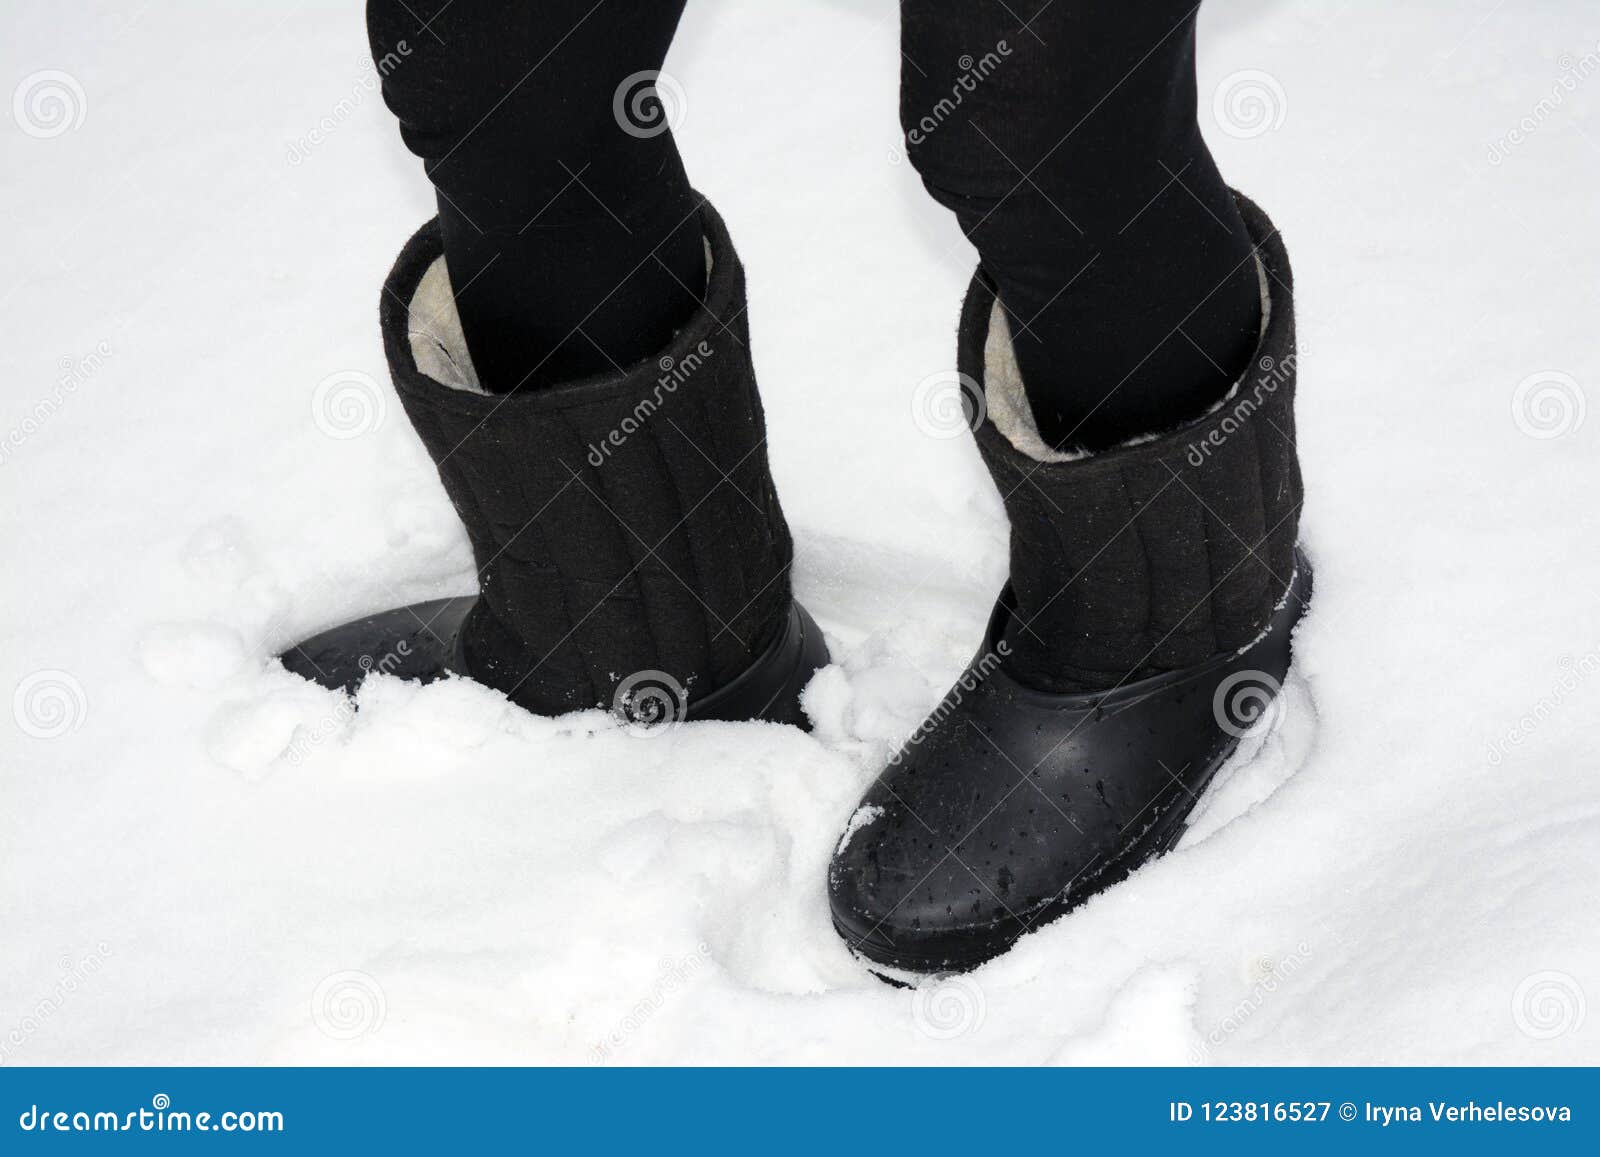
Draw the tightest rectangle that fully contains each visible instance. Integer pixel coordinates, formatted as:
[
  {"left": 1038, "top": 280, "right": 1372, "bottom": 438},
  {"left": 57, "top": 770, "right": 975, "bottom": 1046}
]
[{"left": 4, "top": 1, "right": 1598, "bottom": 1065}]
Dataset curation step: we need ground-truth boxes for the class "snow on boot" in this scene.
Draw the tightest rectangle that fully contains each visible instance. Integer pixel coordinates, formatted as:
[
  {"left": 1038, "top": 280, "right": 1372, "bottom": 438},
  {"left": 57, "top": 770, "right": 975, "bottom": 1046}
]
[
  {"left": 281, "top": 197, "right": 828, "bottom": 728},
  {"left": 829, "top": 192, "right": 1310, "bottom": 974}
]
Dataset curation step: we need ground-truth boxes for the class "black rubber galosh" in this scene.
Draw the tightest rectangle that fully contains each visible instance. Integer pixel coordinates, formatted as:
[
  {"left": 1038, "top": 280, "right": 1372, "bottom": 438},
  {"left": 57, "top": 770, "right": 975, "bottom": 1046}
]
[
  {"left": 279, "top": 597, "right": 474, "bottom": 699},
  {"left": 280, "top": 596, "right": 829, "bottom": 730},
  {"left": 828, "top": 551, "right": 1311, "bottom": 976}
]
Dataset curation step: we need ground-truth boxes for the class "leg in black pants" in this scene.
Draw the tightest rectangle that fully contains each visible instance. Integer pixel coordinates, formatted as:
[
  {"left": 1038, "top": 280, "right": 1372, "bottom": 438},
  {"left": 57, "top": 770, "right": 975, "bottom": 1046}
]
[
  {"left": 366, "top": 0, "right": 704, "bottom": 393},
  {"left": 371, "top": 0, "right": 1256, "bottom": 435},
  {"left": 901, "top": 0, "right": 1262, "bottom": 451}
]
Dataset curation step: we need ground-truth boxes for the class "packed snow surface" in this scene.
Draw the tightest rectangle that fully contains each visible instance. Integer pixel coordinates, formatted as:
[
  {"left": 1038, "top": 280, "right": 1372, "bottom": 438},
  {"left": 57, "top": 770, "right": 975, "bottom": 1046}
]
[{"left": 5, "top": 1, "right": 1598, "bottom": 1064}]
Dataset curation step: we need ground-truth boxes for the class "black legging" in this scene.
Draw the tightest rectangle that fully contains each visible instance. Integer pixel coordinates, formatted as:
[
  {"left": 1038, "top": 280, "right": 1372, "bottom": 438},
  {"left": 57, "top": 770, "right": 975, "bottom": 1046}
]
[
  {"left": 366, "top": 0, "right": 704, "bottom": 393},
  {"left": 367, "top": 1, "right": 1259, "bottom": 451}
]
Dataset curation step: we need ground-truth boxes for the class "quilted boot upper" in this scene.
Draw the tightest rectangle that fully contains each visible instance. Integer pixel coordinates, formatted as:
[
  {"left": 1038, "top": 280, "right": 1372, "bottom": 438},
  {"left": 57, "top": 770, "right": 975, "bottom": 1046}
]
[{"left": 379, "top": 198, "right": 796, "bottom": 715}]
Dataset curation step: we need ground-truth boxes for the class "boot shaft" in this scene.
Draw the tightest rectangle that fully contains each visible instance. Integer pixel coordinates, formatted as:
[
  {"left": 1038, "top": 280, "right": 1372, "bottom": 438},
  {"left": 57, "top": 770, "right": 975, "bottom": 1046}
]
[
  {"left": 964, "top": 192, "right": 1303, "bottom": 691},
  {"left": 379, "top": 199, "right": 795, "bottom": 714}
]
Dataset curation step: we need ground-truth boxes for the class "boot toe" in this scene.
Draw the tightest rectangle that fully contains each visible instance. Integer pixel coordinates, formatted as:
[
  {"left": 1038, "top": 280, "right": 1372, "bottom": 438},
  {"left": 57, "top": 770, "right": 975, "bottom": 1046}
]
[
  {"left": 280, "top": 596, "right": 474, "bottom": 695},
  {"left": 826, "top": 775, "right": 1068, "bottom": 974},
  {"left": 828, "top": 552, "right": 1311, "bottom": 977},
  {"left": 827, "top": 833, "right": 1041, "bottom": 974}
]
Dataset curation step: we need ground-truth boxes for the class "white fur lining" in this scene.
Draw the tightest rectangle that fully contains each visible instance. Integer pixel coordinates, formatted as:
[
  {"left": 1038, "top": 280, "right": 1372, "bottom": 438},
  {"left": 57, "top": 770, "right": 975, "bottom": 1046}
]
[
  {"left": 984, "top": 253, "right": 1273, "bottom": 463},
  {"left": 407, "top": 258, "right": 485, "bottom": 394},
  {"left": 403, "top": 239, "right": 716, "bottom": 396}
]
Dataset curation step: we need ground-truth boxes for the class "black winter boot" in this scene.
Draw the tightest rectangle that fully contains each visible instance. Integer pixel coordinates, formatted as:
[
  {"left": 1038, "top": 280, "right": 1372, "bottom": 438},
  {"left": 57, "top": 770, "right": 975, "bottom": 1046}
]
[
  {"left": 829, "top": 193, "right": 1310, "bottom": 974},
  {"left": 282, "top": 197, "right": 828, "bottom": 728}
]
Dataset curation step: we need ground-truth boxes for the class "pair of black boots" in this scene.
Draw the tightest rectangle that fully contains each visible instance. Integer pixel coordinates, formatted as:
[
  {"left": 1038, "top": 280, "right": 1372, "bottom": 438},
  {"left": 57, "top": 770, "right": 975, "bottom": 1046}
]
[{"left": 285, "top": 193, "right": 1309, "bottom": 976}]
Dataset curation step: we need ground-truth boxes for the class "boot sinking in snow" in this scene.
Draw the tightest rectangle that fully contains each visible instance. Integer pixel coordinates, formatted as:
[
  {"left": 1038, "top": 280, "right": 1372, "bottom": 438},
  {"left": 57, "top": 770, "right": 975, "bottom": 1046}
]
[
  {"left": 281, "top": 196, "right": 828, "bottom": 729},
  {"left": 829, "top": 193, "right": 1312, "bottom": 975}
]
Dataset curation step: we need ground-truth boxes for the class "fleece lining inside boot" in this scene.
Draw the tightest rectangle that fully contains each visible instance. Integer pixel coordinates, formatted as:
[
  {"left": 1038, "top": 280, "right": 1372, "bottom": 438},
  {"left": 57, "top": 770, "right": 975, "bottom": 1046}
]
[
  {"left": 402, "top": 240, "right": 717, "bottom": 399},
  {"left": 404, "top": 258, "right": 483, "bottom": 394},
  {"left": 983, "top": 258, "right": 1273, "bottom": 464}
]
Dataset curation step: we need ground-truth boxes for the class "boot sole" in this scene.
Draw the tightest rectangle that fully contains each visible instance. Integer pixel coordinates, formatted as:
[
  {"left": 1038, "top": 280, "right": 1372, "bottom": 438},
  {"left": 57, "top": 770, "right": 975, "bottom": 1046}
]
[{"left": 281, "top": 597, "right": 830, "bottom": 730}]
